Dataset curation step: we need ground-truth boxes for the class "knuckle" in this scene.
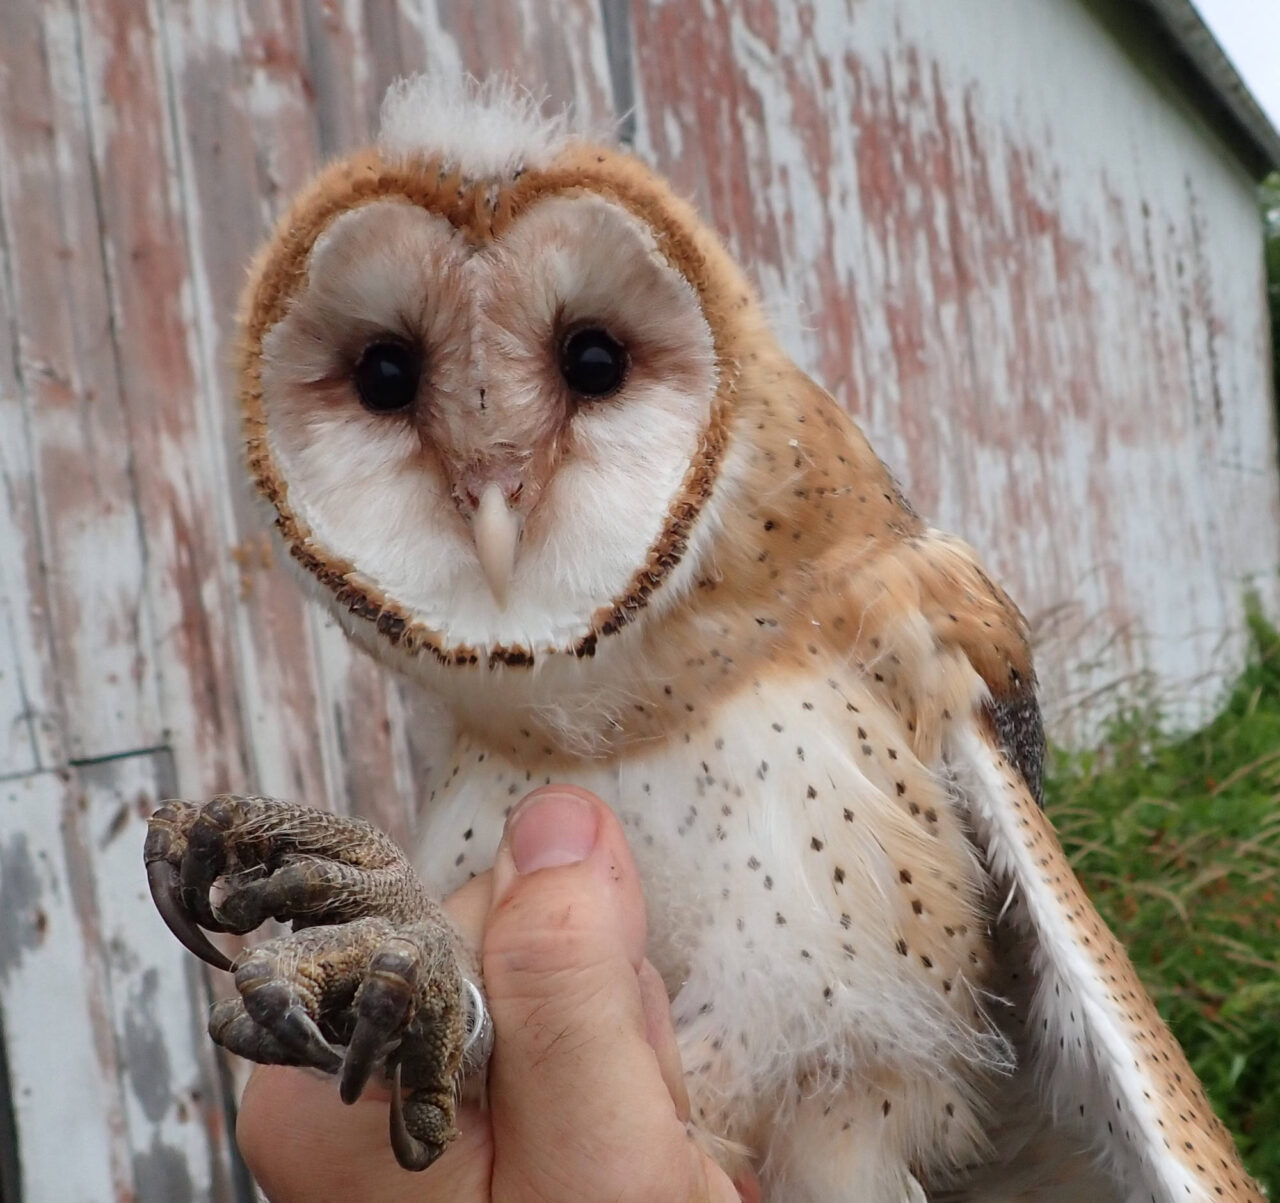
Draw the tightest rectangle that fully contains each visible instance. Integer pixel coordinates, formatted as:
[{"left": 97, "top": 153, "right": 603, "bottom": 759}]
[
  {"left": 503, "top": 1137, "right": 708, "bottom": 1203},
  {"left": 206, "top": 998, "right": 242, "bottom": 1041},
  {"left": 148, "top": 799, "right": 193, "bottom": 826},
  {"left": 484, "top": 898, "right": 617, "bottom": 982},
  {"left": 367, "top": 938, "right": 422, "bottom": 981},
  {"left": 143, "top": 801, "right": 196, "bottom": 860},
  {"left": 234, "top": 953, "right": 280, "bottom": 997},
  {"left": 355, "top": 973, "right": 416, "bottom": 1027},
  {"left": 200, "top": 794, "right": 245, "bottom": 831}
]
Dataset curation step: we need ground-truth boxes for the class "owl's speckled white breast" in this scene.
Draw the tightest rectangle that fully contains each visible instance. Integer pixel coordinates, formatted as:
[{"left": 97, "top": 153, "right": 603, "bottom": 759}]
[{"left": 413, "top": 664, "right": 999, "bottom": 1138}]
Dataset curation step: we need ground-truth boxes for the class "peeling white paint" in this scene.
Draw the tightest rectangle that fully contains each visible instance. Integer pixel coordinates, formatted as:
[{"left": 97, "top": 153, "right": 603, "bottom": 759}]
[
  {"left": 85, "top": 754, "right": 217, "bottom": 1203},
  {"left": 0, "top": 772, "right": 127, "bottom": 1203}
]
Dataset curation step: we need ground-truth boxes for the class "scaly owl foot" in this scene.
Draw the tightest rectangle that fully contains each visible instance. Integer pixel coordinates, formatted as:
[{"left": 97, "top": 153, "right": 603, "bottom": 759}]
[{"left": 144, "top": 795, "right": 488, "bottom": 1169}]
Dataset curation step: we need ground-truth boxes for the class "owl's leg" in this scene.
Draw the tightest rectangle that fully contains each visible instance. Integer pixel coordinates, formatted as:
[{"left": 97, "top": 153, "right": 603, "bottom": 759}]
[
  {"left": 678, "top": 1040, "right": 948, "bottom": 1203},
  {"left": 144, "top": 796, "right": 485, "bottom": 1170},
  {"left": 755, "top": 1089, "right": 928, "bottom": 1202}
]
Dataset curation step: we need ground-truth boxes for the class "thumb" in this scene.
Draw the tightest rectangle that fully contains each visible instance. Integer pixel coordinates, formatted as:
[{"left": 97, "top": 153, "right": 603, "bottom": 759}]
[
  {"left": 482, "top": 787, "right": 722, "bottom": 1202},
  {"left": 483, "top": 785, "right": 648, "bottom": 1087}
]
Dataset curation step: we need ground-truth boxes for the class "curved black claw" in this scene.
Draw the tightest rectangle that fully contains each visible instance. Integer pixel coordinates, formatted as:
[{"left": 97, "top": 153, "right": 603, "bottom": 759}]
[
  {"left": 145, "top": 860, "right": 234, "bottom": 972},
  {"left": 271, "top": 1007, "right": 343, "bottom": 1073},
  {"left": 340, "top": 939, "right": 420, "bottom": 1105},
  {"left": 389, "top": 1062, "right": 450, "bottom": 1172},
  {"left": 340, "top": 1014, "right": 393, "bottom": 1105},
  {"left": 235, "top": 961, "right": 344, "bottom": 1073}
]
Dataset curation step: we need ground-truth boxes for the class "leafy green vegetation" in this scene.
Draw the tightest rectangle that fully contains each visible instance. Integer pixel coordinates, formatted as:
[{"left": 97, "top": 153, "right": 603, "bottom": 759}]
[
  {"left": 1265, "top": 172, "right": 1280, "bottom": 391},
  {"left": 1048, "top": 607, "right": 1280, "bottom": 1190}
]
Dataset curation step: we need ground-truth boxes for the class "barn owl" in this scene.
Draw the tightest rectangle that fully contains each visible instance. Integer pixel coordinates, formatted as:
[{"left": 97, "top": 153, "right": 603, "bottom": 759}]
[{"left": 144, "top": 76, "right": 1262, "bottom": 1201}]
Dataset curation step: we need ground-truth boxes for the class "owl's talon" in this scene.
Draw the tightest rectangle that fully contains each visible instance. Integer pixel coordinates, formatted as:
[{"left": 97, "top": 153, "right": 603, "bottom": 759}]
[
  {"left": 145, "top": 794, "right": 476, "bottom": 1168},
  {"left": 389, "top": 1062, "right": 451, "bottom": 1172},
  {"left": 144, "top": 839, "right": 235, "bottom": 971},
  {"left": 235, "top": 953, "right": 347, "bottom": 1072},
  {"left": 340, "top": 1041, "right": 380, "bottom": 1105},
  {"left": 341, "top": 957, "right": 415, "bottom": 1102},
  {"left": 271, "top": 1007, "right": 344, "bottom": 1073}
]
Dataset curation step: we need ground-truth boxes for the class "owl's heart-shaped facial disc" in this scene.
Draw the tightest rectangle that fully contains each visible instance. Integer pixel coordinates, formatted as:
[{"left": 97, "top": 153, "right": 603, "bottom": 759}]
[{"left": 254, "top": 185, "right": 722, "bottom": 663}]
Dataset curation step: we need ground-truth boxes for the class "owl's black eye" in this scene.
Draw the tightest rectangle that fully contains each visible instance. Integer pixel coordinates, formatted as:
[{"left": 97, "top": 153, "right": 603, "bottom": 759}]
[
  {"left": 353, "top": 341, "right": 420, "bottom": 413},
  {"left": 560, "top": 327, "right": 628, "bottom": 399}
]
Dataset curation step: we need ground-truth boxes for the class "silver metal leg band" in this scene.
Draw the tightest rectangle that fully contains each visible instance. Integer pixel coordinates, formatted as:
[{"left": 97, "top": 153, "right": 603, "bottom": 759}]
[{"left": 460, "top": 977, "right": 493, "bottom": 1071}]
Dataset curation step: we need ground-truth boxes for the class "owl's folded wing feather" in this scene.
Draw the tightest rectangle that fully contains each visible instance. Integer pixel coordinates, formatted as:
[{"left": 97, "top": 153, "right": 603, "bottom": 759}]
[
  {"left": 750, "top": 369, "right": 1256, "bottom": 1198},
  {"left": 946, "top": 674, "right": 1262, "bottom": 1202},
  {"left": 827, "top": 520, "right": 1262, "bottom": 1200}
]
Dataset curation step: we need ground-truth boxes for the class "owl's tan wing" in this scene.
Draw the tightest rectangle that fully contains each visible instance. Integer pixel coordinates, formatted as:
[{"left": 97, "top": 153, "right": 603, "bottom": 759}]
[
  {"left": 733, "top": 366, "right": 1255, "bottom": 1196},
  {"left": 815, "top": 515, "right": 1259, "bottom": 1200},
  {"left": 945, "top": 635, "right": 1261, "bottom": 1200}
]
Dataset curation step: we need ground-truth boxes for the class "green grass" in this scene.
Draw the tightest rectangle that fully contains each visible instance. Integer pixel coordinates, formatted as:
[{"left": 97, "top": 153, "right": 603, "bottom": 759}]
[{"left": 1047, "top": 607, "right": 1280, "bottom": 1191}]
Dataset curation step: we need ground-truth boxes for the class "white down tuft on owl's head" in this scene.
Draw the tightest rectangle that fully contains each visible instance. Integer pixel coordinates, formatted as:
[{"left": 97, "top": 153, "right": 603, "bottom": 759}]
[
  {"left": 245, "top": 73, "right": 740, "bottom": 668},
  {"left": 378, "top": 74, "right": 577, "bottom": 179}
]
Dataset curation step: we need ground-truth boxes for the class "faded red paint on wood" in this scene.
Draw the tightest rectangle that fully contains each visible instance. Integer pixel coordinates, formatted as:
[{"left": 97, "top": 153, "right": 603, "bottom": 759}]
[
  {"left": 0, "top": 0, "right": 1276, "bottom": 1197},
  {"left": 629, "top": 0, "right": 1279, "bottom": 733},
  {"left": 0, "top": 0, "right": 161, "bottom": 768}
]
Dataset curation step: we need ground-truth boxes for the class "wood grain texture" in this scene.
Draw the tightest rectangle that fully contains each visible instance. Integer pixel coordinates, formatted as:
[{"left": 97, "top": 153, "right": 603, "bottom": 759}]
[
  {"left": 0, "top": 0, "right": 162, "bottom": 768},
  {"left": 0, "top": 228, "right": 63, "bottom": 778},
  {"left": 1, "top": 756, "right": 240, "bottom": 1203},
  {"left": 627, "top": 0, "right": 1280, "bottom": 736},
  {"left": 88, "top": 752, "right": 250, "bottom": 1202},
  {"left": 1, "top": 771, "right": 125, "bottom": 1203},
  {"left": 0, "top": 0, "right": 1275, "bottom": 1196}
]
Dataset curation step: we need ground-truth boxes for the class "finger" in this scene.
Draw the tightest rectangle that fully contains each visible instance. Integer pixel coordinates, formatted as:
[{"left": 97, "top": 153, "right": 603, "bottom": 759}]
[
  {"left": 638, "top": 958, "right": 690, "bottom": 1121},
  {"left": 484, "top": 787, "right": 648, "bottom": 1102},
  {"left": 483, "top": 787, "right": 725, "bottom": 1201},
  {"left": 237, "top": 1066, "right": 490, "bottom": 1203},
  {"left": 445, "top": 868, "right": 493, "bottom": 950}
]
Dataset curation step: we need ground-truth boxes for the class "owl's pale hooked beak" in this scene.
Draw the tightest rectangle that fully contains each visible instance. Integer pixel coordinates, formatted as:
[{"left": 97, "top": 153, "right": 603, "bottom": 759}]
[{"left": 472, "top": 481, "right": 521, "bottom": 607}]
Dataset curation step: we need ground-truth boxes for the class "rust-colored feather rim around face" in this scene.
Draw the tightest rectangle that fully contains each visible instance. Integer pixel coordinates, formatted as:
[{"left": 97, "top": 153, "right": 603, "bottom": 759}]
[{"left": 238, "top": 145, "right": 746, "bottom": 669}]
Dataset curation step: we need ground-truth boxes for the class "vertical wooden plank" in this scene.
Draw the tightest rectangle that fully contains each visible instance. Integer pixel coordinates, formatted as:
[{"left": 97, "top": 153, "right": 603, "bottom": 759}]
[
  {"left": 71, "top": 0, "right": 250, "bottom": 793},
  {"left": 152, "top": 0, "right": 345, "bottom": 812},
  {"left": 0, "top": 180, "right": 63, "bottom": 778},
  {"left": 0, "top": 0, "right": 161, "bottom": 763},
  {"left": 299, "top": 0, "right": 375, "bottom": 155},
  {"left": 0, "top": 498, "right": 49, "bottom": 777},
  {"left": 0, "top": 759, "right": 243, "bottom": 1202},
  {"left": 361, "top": 0, "right": 433, "bottom": 113},
  {"left": 80, "top": 751, "right": 240, "bottom": 1203},
  {"left": 0, "top": 771, "right": 128, "bottom": 1203},
  {"left": 420, "top": 0, "right": 615, "bottom": 117}
]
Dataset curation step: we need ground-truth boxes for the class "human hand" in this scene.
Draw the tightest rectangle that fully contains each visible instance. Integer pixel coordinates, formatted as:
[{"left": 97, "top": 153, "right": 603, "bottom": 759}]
[{"left": 236, "top": 786, "right": 758, "bottom": 1202}]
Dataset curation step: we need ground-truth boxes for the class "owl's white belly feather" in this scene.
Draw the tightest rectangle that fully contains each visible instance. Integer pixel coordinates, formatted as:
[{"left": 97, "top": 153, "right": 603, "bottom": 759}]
[{"left": 414, "top": 667, "right": 1004, "bottom": 1180}]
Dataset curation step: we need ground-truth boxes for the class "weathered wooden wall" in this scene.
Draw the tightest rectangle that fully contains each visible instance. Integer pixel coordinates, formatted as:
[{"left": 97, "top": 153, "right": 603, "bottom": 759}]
[{"left": 0, "top": 0, "right": 1276, "bottom": 1199}]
